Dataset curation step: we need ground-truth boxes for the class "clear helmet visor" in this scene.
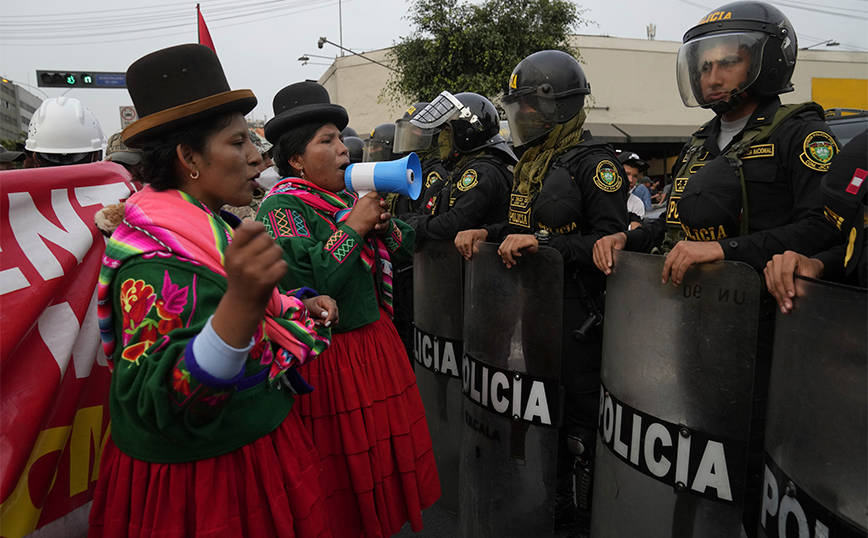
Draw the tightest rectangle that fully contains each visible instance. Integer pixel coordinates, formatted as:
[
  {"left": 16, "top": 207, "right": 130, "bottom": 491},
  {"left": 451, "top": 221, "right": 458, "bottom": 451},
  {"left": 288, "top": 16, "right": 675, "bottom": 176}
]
[
  {"left": 409, "top": 91, "right": 485, "bottom": 132},
  {"left": 676, "top": 31, "right": 766, "bottom": 108},
  {"left": 502, "top": 89, "right": 559, "bottom": 147},
  {"left": 363, "top": 140, "right": 392, "bottom": 162},
  {"left": 393, "top": 118, "right": 435, "bottom": 153}
]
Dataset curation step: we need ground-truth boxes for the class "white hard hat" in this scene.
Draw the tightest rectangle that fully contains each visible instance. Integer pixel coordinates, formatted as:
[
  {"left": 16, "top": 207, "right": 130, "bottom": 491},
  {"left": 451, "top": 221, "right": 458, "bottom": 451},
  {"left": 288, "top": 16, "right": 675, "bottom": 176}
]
[{"left": 25, "top": 97, "right": 106, "bottom": 154}]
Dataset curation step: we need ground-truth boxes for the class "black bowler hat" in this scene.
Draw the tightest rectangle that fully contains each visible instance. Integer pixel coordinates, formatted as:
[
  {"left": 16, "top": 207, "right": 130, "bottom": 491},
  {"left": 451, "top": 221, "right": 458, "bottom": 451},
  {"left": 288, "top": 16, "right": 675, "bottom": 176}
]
[
  {"left": 122, "top": 44, "right": 257, "bottom": 147},
  {"left": 264, "top": 81, "right": 348, "bottom": 144}
]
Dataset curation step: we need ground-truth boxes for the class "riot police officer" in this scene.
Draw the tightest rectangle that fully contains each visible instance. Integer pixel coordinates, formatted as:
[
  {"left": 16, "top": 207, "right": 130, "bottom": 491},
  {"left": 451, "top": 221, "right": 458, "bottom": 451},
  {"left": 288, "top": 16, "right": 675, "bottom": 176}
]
[
  {"left": 764, "top": 129, "right": 868, "bottom": 311},
  {"left": 591, "top": 3, "right": 840, "bottom": 535},
  {"left": 386, "top": 102, "right": 450, "bottom": 219},
  {"left": 593, "top": 1, "right": 838, "bottom": 281},
  {"left": 363, "top": 122, "right": 397, "bottom": 162},
  {"left": 385, "top": 103, "right": 453, "bottom": 363},
  {"left": 404, "top": 91, "right": 517, "bottom": 240},
  {"left": 343, "top": 135, "right": 364, "bottom": 164},
  {"left": 456, "top": 50, "right": 628, "bottom": 535}
]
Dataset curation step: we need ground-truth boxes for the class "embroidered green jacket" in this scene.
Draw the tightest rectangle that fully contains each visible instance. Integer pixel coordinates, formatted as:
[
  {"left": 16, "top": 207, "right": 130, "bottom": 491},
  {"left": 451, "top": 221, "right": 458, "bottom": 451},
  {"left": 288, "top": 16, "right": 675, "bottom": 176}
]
[
  {"left": 258, "top": 192, "right": 415, "bottom": 332},
  {"left": 108, "top": 255, "right": 297, "bottom": 463}
]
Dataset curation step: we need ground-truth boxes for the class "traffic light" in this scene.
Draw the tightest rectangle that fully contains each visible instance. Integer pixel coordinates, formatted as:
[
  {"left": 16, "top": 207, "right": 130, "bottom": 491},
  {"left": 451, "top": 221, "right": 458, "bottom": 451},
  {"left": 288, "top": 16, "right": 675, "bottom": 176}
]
[{"left": 36, "top": 71, "right": 126, "bottom": 88}]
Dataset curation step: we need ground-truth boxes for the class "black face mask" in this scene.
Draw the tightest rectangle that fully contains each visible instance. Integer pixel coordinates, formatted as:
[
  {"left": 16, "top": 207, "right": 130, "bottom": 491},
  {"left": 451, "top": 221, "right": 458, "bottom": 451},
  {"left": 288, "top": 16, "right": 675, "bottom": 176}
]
[{"left": 437, "top": 129, "right": 456, "bottom": 163}]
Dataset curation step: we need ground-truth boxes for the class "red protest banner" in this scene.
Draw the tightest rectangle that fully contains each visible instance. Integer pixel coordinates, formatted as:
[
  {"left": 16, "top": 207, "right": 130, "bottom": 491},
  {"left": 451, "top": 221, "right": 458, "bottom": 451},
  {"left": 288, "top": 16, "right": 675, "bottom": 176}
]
[{"left": 0, "top": 162, "right": 135, "bottom": 537}]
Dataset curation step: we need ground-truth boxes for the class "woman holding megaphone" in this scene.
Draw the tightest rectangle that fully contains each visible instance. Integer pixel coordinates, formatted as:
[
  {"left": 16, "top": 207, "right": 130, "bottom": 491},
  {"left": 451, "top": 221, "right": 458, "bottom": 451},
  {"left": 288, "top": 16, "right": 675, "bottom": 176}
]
[{"left": 258, "top": 81, "right": 441, "bottom": 538}]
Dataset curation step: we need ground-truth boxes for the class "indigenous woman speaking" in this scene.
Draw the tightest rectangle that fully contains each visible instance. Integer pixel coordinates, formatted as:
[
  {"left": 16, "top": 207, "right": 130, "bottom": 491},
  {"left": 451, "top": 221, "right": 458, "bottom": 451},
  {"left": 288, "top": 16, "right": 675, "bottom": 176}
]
[
  {"left": 89, "top": 45, "right": 337, "bottom": 538},
  {"left": 259, "top": 82, "right": 441, "bottom": 538}
]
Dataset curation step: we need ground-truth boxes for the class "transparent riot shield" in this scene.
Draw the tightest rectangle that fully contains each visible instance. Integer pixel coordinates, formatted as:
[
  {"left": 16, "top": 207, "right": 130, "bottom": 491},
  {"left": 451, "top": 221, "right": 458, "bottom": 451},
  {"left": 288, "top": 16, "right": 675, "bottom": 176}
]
[
  {"left": 413, "top": 240, "right": 465, "bottom": 513},
  {"left": 459, "top": 242, "right": 564, "bottom": 538},
  {"left": 759, "top": 277, "right": 867, "bottom": 538},
  {"left": 593, "top": 251, "right": 760, "bottom": 537}
]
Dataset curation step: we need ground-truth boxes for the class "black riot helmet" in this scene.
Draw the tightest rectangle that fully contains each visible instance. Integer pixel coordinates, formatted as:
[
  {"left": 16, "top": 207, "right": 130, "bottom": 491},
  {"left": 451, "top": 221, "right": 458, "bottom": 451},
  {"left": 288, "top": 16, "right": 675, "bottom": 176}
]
[
  {"left": 676, "top": 1, "right": 798, "bottom": 114},
  {"left": 394, "top": 102, "right": 437, "bottom": 153},
  {"left": 363, "top": 123, "right": 396, "bottom": 162},
  {"left": 410, "top": 91, "right": 514, "bottom": 160},
  {"left": 502, "top": 50, "right": 591, "bottom": 148},
  {"left": 343, "top": 135, "right": 364, "bottom": 163},
  {"left": 341, "top": 125, "right": 358, "bottom": 138}
]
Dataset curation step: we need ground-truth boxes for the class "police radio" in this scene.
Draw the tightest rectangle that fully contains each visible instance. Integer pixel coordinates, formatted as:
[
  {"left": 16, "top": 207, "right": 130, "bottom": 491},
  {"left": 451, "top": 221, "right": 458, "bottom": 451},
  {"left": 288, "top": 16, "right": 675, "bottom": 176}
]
[{"left": 344, "top": 152, "right": 422, "bottom": 199}]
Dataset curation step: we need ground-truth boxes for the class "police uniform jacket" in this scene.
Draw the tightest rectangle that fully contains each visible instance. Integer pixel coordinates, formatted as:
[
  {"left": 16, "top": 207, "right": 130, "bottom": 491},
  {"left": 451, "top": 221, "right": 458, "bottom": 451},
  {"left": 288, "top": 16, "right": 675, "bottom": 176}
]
[
  {"left": 814, "top": 129, "right": 868, "bottom": 287},
  {"left": 387, "top": 157, "right": 449, "bottom": 220},
  {"left": 407, "top": 151, "right": 513, "bottom": 241},
  {"left": 488, "top": 133, "right": 629, "bottom": 288},
  {"left": 625, "top": 97, "right": 840, "bottom": 271},
  {"left": 485, "top": 132, "right": 628, "bottom": 436}
]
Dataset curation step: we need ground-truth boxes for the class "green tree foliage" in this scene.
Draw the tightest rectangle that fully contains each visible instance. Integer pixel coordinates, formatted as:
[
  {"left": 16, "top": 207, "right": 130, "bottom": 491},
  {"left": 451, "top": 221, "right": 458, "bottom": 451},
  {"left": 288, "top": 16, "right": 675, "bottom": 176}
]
[
  {"left": 1, "top": 135, "right": 26, "bottom": 151},
  {"left": 384, "top": 0, "right": 589, "bottom": 106}
]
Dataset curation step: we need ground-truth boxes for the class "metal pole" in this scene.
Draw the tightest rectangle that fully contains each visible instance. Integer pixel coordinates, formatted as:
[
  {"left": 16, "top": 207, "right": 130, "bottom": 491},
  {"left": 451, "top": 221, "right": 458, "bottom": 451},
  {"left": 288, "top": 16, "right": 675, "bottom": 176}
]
[
  {"left": 318, "top": 38, "right": 396, "bottom": 72},
  {"left": 339, "top": 0, "right": 344, "bottom": 57}
]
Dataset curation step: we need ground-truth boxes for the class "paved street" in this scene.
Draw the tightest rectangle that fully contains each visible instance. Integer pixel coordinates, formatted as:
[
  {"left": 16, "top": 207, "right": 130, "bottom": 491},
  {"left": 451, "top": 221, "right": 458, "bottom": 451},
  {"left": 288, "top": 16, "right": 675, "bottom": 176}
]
[{"left": 395, "top": 501, "right": 578, "bottom": 538}]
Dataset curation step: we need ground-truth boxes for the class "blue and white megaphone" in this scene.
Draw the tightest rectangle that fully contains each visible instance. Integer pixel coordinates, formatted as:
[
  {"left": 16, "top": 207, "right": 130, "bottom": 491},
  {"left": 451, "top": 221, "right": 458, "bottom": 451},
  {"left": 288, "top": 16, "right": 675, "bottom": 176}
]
[{"left": 344, "top": 152, "right": 422, "bottom": 200}]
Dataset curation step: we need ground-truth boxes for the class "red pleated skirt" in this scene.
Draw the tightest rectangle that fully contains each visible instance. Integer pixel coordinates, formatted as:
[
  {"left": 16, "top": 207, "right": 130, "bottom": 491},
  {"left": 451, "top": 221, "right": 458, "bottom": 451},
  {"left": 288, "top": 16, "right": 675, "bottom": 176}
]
[
  {"left": 88, "top": 410, "right": 331, "bottom": 538},
  {"left": 293, "top": 309, "right": 441, "bottom": 538}
]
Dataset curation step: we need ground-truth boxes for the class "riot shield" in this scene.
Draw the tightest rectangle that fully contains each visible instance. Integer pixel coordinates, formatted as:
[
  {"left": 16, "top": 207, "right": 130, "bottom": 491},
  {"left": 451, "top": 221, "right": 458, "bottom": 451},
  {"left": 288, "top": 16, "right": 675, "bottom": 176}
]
[
  {"left": 459, "top": 242, "right": 563, "bottom": 538},
  {"left": 593, "top": 251, "right": 760, "bottom": 537},
  {"left": 760, "top": 277, "right": 867, "bottom": 538},
  {"left": 413, "top": 239, "right": 465, "bottom": 513}
]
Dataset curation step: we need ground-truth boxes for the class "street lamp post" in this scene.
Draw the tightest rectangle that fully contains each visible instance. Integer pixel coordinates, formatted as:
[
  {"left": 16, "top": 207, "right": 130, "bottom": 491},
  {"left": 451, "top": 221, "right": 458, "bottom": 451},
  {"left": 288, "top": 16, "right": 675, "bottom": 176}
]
[
  {"left": 1, "top": 77, "right": 50, "bottom": 99},
  {"left": 339, "top": 0, "right": 344, "bottom": 57},
  {"left": 298, "top": 53, "right": 335, "bottom": 67},
  {"left": 801, "top": 39, "right": 840, "bottom": 50},
  {"left": 316, "top": 37, "right": 396, "bottom": 72}
]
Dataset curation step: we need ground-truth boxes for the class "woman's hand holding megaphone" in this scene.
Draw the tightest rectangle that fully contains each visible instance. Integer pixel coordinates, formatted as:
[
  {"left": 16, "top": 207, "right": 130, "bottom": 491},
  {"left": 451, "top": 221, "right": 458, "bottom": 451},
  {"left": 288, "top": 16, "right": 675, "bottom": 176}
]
[
  {"left": 374, "top": 205, "right": 393, "bottom": 235},
  {"left": 346, "top": 192, "right": 391, "bottom": 236}
]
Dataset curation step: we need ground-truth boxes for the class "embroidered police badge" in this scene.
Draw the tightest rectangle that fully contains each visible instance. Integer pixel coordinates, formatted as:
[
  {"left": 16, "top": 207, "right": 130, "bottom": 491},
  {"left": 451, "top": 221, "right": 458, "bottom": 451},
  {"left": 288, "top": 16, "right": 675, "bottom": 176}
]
[
  {"left": 800, "top": 131, "right": 838, "bottom": 172},
  {"left": 457, "top": 169, "right": 478, "bottom": 191},
  {"left": 594, "top": 160, "right": 622, "bottom": 192},
  {"left": 508, "top": 193, "right": 532, "bottom": 228},
  {"left": 426, "top": 171, "right": 442, "bottom": 188}
]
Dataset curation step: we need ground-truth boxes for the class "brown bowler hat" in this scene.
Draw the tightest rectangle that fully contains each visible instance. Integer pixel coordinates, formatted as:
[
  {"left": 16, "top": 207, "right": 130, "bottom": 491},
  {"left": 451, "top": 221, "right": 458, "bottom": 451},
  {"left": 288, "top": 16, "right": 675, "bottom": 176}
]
[{"left": 122, "top": 44, "right": 256, "bottom": 147}]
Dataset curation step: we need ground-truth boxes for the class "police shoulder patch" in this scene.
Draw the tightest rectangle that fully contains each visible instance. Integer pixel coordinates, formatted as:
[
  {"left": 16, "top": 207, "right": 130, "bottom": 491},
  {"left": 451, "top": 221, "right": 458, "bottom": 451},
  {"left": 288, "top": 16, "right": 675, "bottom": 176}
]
[
  {"left": 800, "top": 131, "right": 838, "bottom": 172},
  {"left": 457, "top": 169, "right": 478, "bottom": 191},
  {"left": 593, "top": 160, "right": 622, "bottom": 192},
  {"left": 426, "top": 171, "right": 442, "bottom": 188}
]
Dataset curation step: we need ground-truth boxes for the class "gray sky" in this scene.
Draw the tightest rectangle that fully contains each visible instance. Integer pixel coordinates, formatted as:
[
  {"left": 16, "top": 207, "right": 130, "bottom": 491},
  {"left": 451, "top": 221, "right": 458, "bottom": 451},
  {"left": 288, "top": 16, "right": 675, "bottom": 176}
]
[{"left": 1, "top": 0, "right": 865, "bottom": 134}]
